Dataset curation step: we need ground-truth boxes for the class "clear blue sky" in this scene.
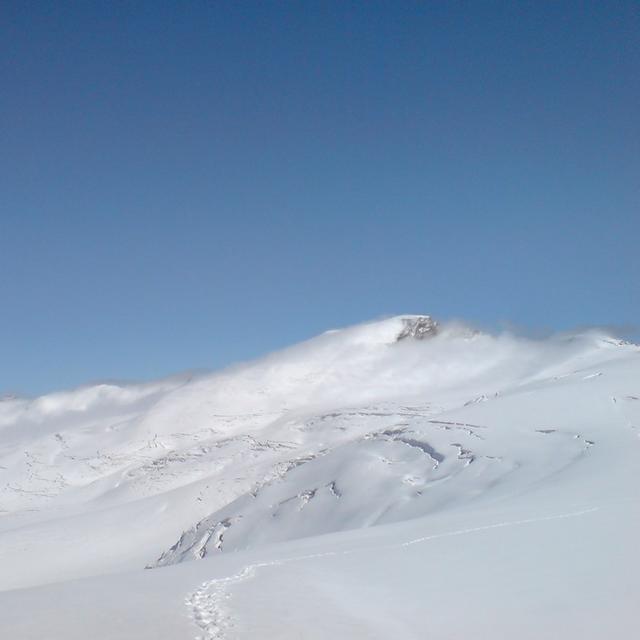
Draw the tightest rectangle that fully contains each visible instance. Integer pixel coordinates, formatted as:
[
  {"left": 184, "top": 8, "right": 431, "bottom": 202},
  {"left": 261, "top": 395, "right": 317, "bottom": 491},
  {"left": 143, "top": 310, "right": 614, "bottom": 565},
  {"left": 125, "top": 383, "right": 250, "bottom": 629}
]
[{"left": 1, "top": 1, "right": 638, "bottom": 395}]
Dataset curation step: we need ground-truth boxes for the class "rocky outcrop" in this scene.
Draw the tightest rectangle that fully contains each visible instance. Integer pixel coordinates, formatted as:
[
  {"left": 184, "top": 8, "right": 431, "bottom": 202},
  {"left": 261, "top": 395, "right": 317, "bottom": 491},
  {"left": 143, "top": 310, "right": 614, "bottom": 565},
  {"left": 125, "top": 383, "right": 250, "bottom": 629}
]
[{"left": 396, "top": 316, "right": 438, "bottom": 341}]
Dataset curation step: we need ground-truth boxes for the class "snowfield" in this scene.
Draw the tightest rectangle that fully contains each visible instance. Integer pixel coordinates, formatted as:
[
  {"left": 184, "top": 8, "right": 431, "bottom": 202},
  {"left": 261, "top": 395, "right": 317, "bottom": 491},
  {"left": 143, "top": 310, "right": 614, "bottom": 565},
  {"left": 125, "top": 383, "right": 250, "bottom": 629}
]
[{"left": 0, "top": 315, "right": 638, "bottom": 639}]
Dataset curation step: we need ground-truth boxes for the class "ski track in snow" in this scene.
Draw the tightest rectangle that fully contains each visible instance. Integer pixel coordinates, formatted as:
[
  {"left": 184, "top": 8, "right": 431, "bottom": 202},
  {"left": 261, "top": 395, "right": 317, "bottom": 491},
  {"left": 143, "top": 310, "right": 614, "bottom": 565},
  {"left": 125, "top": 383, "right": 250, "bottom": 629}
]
[{"left": 185, "top": 506, "right": 599, "bottom": 639}]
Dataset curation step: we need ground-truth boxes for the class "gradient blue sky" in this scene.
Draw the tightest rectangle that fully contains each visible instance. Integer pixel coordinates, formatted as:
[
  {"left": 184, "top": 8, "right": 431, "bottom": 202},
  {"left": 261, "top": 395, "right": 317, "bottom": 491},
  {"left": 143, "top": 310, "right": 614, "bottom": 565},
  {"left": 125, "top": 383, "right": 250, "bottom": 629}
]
[{"left": 1, "top": 1, "right": 638, "bottom": 395}]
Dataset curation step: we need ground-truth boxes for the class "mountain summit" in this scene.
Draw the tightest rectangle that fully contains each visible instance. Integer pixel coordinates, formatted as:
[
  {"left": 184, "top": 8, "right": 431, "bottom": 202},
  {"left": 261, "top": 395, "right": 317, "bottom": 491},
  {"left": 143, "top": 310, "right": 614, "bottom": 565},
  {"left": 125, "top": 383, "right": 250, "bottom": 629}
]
[{"left": 396, "top": 315, "right": 438, "bottom": 341}]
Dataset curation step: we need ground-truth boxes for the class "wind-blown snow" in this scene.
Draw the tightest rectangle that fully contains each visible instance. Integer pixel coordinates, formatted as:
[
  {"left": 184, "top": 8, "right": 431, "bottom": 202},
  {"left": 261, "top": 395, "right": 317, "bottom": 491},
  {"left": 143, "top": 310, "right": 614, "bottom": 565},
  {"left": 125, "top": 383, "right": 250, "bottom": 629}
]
[{"left": 0, "top": 315, "right": 638, "bottom": 639}]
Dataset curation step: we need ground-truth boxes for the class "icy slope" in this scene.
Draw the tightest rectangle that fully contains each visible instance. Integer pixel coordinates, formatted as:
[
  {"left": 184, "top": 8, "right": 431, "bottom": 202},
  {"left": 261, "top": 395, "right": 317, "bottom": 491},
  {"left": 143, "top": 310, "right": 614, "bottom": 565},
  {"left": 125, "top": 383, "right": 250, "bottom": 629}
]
[{"left": 0, "top": 315, "right": 638, "bottom": 639}]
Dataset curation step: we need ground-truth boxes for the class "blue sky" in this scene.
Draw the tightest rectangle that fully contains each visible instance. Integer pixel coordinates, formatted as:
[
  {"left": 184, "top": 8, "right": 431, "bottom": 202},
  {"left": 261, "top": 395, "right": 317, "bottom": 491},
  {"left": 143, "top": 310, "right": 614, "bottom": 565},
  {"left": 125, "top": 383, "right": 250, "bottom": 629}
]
[{"left": 1, "top": 1, "right": 638, "bottom": 395}]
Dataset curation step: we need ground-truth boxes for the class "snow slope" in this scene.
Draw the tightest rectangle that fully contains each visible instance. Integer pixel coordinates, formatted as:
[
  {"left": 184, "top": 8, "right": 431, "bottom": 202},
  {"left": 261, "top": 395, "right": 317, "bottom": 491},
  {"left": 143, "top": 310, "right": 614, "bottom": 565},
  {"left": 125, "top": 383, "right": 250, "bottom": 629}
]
[{"left": 0, "top": 315, "right": 638, "bottom": 639}]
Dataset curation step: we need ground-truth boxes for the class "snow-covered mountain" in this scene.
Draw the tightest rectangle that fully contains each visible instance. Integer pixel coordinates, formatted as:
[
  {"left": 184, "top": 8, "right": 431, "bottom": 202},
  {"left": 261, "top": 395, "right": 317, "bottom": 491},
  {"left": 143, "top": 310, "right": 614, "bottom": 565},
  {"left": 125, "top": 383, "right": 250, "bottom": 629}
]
[{"left": 0, "top": 316, "right": 638, "bottom": 639}]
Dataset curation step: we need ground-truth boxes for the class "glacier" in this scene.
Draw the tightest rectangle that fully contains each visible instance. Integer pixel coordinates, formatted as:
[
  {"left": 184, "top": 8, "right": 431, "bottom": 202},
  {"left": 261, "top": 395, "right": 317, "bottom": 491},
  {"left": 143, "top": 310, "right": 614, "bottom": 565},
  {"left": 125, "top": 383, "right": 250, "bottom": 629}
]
[{"left": 0, "top": 315, "right": 638, "bottom": 639}]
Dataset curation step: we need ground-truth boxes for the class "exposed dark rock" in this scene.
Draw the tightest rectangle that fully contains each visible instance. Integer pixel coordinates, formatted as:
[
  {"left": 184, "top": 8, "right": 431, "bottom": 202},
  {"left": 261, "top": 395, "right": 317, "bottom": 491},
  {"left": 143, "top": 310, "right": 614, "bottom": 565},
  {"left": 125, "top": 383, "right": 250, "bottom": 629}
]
[{"left": 396, "top": 316, "right": 438, "bottom": 341}]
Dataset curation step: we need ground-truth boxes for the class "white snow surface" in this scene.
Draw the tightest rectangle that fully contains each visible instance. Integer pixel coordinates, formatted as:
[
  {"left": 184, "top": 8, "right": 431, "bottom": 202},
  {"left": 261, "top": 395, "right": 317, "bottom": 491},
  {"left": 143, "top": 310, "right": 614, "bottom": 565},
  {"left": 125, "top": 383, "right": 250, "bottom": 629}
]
[{"left": 0, "top": 315, "right": 638, "bottom": 639}]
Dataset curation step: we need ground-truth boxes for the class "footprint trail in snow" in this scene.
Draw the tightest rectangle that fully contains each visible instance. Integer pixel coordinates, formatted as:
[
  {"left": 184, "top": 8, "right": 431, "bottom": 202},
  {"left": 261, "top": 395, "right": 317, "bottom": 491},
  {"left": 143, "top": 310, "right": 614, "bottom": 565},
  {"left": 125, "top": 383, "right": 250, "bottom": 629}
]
[{"left": 185, "top": 507, "right": 600, "bottom": 639}]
